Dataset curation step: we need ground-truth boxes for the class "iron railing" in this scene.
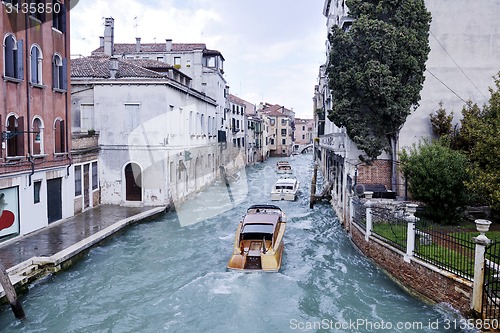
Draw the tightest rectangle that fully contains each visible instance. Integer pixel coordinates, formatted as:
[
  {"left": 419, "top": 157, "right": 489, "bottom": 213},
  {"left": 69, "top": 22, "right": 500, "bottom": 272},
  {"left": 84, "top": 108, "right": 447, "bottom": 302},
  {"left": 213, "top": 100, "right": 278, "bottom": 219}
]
[
  {"left": 414, "top": 220, "right": 475, "bottom": 279},
  {"left": 352, "top": 197, "right": 366, "bottom": 230},
  {"left": 483, "top": 240, "right": 500, "bottom": 321}
]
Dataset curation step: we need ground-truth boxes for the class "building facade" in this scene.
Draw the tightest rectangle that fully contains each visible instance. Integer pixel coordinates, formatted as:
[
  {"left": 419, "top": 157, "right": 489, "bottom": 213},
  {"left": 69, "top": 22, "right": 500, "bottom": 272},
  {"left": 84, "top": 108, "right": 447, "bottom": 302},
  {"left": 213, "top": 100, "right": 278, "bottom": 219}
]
[
  {"left": 259, "top": 103, "right": 295, "bottom": 157},
  {"left": 316, "top": 0, "right": 500, "bottom": 221},
  {"left": 0, "top": 1, "right": 73, "bottom": 239},
  {"left": 71, "top": 56, "right": 219, "bottom": 207},
  {"left": 91, "top": 18, "right": 227, "bottom": 141}
]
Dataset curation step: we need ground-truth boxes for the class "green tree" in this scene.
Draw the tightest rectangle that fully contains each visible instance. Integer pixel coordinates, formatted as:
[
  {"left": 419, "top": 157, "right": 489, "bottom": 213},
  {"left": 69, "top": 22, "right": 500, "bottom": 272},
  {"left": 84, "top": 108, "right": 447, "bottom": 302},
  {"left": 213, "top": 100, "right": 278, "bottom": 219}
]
[
  {"left": 400, "top": 140, "right": 469, "bottom": 224},
  {"left": 455, "top": 76, "right": 500, "bottom": 210},
  {"left": 327, "top": 0, "right": 432, "bottom": 190},
  {"left": 429, "top": 102, "right": 454, "bottom": 138}
]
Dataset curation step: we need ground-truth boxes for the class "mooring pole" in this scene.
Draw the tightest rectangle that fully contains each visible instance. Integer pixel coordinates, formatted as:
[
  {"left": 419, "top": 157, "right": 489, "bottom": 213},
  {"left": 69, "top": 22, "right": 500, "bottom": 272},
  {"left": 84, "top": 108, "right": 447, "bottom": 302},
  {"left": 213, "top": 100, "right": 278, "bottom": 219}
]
[
  {"left": 0, "top": 260, "right": 25, "bottom": 320},
  {"left": 309, "top": 164, "right": 317, "bottom": 209},
  {"left": 220, "top": 165, "right": 234, "bottom": 203}
]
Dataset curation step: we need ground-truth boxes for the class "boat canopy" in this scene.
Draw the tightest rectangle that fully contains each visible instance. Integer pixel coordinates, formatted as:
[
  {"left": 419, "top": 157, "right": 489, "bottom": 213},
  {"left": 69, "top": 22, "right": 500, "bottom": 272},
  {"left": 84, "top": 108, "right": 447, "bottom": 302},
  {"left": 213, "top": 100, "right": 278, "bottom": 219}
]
[
  {"left": 243, "top": 213, "right": 280, "bottom": 225},
  {"left": 242, "top": 223, "right": 274, "bottom": 234}
]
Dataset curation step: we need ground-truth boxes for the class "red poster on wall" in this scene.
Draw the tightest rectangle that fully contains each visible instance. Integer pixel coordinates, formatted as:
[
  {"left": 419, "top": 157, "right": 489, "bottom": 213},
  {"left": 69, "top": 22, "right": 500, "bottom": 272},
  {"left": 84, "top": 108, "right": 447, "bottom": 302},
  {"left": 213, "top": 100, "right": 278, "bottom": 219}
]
[{"left": 0, "top": 187, "right": 19, "bottom": 238}]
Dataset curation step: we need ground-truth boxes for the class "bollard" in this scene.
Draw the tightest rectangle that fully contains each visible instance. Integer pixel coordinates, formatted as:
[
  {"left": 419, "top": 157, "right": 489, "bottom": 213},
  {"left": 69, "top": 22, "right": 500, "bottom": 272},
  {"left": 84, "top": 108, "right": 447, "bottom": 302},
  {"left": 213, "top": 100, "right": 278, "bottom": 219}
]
[{"left": 0, "top": 260, "right": 25, "bottom": 320}]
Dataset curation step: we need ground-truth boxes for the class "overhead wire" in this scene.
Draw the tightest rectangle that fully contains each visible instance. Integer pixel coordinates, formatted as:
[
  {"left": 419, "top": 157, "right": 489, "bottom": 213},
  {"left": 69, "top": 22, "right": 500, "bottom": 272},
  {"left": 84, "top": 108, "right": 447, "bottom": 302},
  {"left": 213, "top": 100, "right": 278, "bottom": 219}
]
[
  {"left": 425, "top": 69, "right": 467, "bottom": 104},
  {"left": 429, "top": 30, "right": 489, "bottom": 102}
]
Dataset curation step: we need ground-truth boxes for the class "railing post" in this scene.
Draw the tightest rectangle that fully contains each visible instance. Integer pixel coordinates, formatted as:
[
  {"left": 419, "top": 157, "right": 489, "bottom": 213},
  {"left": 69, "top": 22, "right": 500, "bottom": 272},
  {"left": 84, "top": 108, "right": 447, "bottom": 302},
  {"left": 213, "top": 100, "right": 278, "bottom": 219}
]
[
  {"left": 471, "top": 219, "right": 492, "bottom": 315},
  {"left": 404, "top": 203, "right": 419, "bottom": 263},
  {"left": 364, "top": 195, "right": 373, "bottom": 241},
  {"left": 349, "top": 195, "right": 354, "bottom": 229}
]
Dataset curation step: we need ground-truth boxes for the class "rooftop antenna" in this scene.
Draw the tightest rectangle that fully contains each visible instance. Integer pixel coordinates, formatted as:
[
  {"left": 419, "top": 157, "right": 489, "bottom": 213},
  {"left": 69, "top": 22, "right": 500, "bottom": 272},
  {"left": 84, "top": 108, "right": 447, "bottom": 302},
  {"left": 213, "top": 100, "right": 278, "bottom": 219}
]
[
  {"left": 81, "top": 37, "right": 86, "bottom": 55},
  {"left": 134, "top": 16, "right": 138, "bottom": 37}
]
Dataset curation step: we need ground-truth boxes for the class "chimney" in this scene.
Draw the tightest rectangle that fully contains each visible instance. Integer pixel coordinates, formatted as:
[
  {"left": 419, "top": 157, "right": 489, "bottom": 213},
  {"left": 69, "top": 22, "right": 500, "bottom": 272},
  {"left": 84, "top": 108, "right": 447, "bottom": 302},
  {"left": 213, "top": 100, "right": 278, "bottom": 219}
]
[
  {"left": 109, "top": 56, "right": 118, "bottom": 79},
  {"left": 166, "top": 39, "right": 172, "bottom": 52},
  {"left": 103, "top": 17, "right": 114, "bottom": 56},
  {"left": 99, "top": 36, "right": 104, "bottom": 47},
  {"left": 135, "top": 37, "right": 141, "bottom": 52}
]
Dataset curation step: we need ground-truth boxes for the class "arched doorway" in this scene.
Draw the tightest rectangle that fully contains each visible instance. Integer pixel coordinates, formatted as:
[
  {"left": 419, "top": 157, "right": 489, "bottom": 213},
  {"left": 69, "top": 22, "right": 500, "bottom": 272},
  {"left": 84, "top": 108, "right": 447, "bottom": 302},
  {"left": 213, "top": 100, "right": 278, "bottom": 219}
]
[{"left": 124, "top": 162, "right": 142, "bottom": 201}]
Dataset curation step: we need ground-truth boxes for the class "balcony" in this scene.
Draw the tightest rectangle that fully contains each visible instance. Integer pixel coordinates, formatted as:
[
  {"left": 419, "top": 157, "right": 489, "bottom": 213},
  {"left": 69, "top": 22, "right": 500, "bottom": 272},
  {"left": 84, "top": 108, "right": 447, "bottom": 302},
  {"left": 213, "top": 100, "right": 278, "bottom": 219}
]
[{"left": 319, "top": 133, "right": 346, "bottom": 153}]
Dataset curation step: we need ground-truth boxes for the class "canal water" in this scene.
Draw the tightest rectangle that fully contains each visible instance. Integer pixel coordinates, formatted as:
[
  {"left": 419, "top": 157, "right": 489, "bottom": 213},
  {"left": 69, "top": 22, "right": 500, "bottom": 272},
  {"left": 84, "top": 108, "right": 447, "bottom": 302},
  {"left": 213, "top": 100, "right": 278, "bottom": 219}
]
[{"left": 0, "top": 154, "right": 473, "bottom": 332}]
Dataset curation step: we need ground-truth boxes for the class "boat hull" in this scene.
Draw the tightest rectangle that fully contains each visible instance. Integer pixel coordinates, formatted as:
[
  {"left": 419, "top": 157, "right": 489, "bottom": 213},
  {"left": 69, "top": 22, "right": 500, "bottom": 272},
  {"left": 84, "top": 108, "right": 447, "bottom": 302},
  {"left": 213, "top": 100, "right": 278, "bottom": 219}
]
[
  {"left": 227, "top": 205, "right": 286, "bottom": 272},
  {"left": 227, "top": 241, "right": 284, "bottom": 272},
  {"left": 270, "top": 192, "right": 296, "bottom": 201}
]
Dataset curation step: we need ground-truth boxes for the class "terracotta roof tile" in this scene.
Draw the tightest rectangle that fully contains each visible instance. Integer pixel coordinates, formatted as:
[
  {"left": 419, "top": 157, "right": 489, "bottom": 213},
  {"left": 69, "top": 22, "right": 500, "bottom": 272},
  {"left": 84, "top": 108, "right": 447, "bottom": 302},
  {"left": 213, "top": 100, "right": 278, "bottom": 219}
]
[
  {"left": 91, "top": 42, "right": 223, "bottom": 57},
  {"left": 71, "top": 56, "right": 166, "bottom": 79}
]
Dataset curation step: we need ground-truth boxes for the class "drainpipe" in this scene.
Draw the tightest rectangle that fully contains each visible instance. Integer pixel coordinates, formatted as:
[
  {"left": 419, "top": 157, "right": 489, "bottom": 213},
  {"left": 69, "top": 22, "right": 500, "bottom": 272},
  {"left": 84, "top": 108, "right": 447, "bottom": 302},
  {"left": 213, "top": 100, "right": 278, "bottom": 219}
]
[
  {"left": 64, "top": 6, "right": 72, "bottom": 177},
  {"left": 25, "top": 13, "right": 32, "bottom": 185}
]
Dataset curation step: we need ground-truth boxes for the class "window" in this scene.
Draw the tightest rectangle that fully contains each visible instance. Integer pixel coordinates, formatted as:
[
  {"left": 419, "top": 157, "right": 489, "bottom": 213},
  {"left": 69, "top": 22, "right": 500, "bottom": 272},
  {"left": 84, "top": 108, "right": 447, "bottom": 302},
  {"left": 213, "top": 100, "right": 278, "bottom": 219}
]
[
  {"left": 281, "top": 118, "right": 287, "bottom": 126},
  {"left": 281, "top": 129, "right": 287, "bottom": 137},
  {"left": 302, "top": 134, "right": 305, "bottom": 140},
  {"left": 52, "top": 54, "right": 67, "bottom": 90},
  {"left": 54, "top": 118, "right": 65, "bottom": 153},
  {"left": 282, "top": 138, "right": 286, "bottom": 145},
  {"left": 30, "top": 44, "right": 43, "bottom": 85},
  {"left": 6, "top": 115, "right": 24, "bottom": 157},
  {"left": 32, "top": 117, "right": 44, "bottom": 155},
  {"left": 80, "top": 104, "right": 94, "bottom": 132},
  {"left": 174, "top": 57, "right": 181, "bottom": 67},
  {"left": 302, "top": 125, "right": 306, "bottom": 131},
  {"left": 92, "top": 162, "right": 98, "bottom": 190},
  {"left": 75, "top": 165, "right": 82, "bottom": 196},
  {"left": 34, "top": 180, "right": 41, "bottom": 203},
  {"left": 52, "top": 0, "right": 66, "bottom": 32},
  {"left": 270, "top": 138, "right": 274, "bottom": 145},
  {"left": 4, "top": 34, "right": 23, "bottom": 80},
  {"left": 200, "top": 114, "right": 205, "bottom": 134},
  {"left": 124, "top": 103, "right": 140, "bottom": 132},
  {"left": 269, "top": 118, "right": 275, "bottom": 126},
  {"left": 206, "top": 56, "right": 216, "bottom": 68}
]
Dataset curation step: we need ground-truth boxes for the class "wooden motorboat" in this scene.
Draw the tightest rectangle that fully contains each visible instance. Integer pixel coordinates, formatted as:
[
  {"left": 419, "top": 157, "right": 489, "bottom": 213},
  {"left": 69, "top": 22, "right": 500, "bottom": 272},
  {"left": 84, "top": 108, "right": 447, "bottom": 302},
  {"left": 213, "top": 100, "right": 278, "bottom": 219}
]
[
  {"left": 270, "top": 177, "right": 299, "bottom": 201},
  {"left": 227, "top": 204, "right": 286, "bottom": 272}
]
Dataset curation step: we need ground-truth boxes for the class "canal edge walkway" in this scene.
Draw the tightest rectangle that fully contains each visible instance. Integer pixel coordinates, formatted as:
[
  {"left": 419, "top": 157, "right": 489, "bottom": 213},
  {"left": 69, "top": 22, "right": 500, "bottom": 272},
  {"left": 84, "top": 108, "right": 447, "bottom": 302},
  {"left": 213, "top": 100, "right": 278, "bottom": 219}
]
[{"left": 0, "top": 205, "right": 166, "bottom": 302}]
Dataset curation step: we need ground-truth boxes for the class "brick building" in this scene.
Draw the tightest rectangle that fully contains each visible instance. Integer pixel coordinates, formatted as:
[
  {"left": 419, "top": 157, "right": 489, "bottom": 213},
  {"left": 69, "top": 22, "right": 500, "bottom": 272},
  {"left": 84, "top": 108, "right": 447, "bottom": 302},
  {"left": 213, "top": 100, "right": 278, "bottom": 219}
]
[{"left": 0, "top": 1, "right": 72, "bottom": 239}]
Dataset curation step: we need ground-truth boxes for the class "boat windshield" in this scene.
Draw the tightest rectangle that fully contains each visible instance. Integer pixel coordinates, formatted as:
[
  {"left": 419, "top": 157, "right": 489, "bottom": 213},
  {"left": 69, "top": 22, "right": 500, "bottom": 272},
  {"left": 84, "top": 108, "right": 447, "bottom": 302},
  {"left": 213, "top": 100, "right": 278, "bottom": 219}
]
[
  {"left": 241, "top": 224, "right": 274, "bottom": 241},
  {"left": 274, "top": 185, "right": 294, "bottom": 190}
]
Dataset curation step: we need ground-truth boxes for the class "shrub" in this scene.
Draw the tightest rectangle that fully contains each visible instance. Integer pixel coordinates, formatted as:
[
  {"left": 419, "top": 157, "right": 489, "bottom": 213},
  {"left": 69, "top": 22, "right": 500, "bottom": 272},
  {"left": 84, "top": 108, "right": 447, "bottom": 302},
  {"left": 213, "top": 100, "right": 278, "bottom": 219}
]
[{"left": 400, "top": 140, "right": 470, "bottom": 224}]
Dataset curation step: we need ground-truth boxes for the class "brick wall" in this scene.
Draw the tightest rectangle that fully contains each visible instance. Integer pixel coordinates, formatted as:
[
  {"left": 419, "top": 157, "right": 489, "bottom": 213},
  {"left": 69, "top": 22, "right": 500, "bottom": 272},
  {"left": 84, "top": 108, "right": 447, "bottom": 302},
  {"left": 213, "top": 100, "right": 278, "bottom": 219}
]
[
  {"left": 357, "top": 159, "right": 392, "bottom": 190},
  {"left": 350, "top": 223, "right": 473, "bottom": 315}
]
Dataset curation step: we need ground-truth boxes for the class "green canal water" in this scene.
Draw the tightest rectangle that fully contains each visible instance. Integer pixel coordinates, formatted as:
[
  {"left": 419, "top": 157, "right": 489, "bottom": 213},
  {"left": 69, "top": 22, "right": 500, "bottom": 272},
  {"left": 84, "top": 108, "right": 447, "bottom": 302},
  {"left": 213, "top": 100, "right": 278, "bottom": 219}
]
[{"left": 0, "top": 154, "right": 474, "bottom": 332}]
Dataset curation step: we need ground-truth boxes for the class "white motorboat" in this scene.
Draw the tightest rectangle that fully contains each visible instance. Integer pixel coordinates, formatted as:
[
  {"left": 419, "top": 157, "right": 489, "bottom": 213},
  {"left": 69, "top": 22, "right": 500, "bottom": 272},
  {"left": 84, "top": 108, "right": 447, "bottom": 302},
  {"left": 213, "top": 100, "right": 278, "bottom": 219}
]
[{"left": 270, "top": 177, "right": 299, "bottom": 201}]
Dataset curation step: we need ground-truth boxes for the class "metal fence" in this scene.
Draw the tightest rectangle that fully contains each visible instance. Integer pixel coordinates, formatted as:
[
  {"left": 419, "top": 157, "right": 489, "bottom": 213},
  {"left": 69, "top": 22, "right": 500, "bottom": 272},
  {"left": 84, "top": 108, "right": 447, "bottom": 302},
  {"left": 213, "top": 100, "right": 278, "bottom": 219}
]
[
  {"left": 483, "top": 240, "right": 500, "bottom": 321},
  {"left": 352, "top": 197, "right": 366, "bottom": 230},
  {"left": 413, "top": 220, "right": 476, "bottom": 279}
]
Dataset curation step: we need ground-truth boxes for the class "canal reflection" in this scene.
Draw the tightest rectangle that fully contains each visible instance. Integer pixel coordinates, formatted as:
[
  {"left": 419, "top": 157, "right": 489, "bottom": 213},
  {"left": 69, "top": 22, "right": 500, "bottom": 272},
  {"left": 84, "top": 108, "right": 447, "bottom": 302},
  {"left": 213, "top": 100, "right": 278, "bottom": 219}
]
[{"left": 0, "top": 154, "right": 474, "bottom": 332}]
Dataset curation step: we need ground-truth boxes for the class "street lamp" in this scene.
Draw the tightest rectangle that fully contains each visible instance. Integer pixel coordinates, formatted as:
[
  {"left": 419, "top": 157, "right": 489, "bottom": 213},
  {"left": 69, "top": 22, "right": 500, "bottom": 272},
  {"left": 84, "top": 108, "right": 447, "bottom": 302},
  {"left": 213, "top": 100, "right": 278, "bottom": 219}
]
[{"left": 2, "top": 130, "right": 40, "bottom": 141}]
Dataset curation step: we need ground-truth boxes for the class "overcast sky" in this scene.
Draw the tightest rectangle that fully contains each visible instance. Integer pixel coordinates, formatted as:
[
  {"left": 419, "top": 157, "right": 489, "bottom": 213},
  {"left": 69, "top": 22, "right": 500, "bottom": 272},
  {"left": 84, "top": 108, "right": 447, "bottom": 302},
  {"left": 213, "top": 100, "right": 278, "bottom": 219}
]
[{"left": 70, "top": 0, "right": 327, "bottom": 119}]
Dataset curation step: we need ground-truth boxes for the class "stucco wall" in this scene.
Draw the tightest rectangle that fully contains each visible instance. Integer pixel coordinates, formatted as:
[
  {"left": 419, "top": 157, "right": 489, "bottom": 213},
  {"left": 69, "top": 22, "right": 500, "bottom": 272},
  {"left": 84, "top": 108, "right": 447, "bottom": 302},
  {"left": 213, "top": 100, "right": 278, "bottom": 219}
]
[{"left": 399, "top": 0, "right": 500, "bottom": 149}]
